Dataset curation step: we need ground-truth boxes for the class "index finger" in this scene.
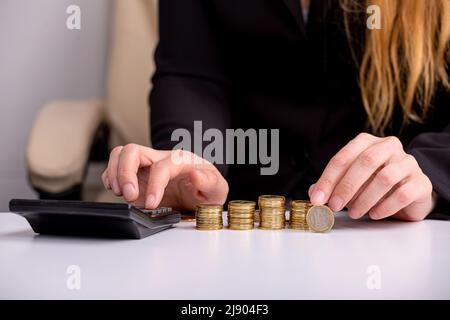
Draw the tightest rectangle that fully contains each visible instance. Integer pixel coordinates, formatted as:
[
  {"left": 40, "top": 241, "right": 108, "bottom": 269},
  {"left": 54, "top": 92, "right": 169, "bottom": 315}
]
[
  {"left": 310, "top": 133, "right": 380, "bottom": 206},
  {"left": 117, "top": 144, "right": 164, "bottom": 201}
]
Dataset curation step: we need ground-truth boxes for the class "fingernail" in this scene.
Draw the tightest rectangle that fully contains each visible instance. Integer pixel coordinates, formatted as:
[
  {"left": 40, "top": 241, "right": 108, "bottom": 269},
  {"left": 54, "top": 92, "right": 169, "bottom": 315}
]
[
  {"left": 145, "top": 194, "right": 156, "bottom": 209},
  {"left": 311, "top": 189, "right": 325, "bottom": 205},
  {"left": 329, "top": 195, "right": 344, "bottom": 212},
  {"left": 348, "top": 207, "right": 360, "bottom": 219},
  {"left": 112, "top": 180, "right": 121, "bottom": 195},
  {"left": 123, "top": 183, "right": 136, "bottom": 201},
  {"left": 369, "top": 211, "right": 380, "bottom": 220}
]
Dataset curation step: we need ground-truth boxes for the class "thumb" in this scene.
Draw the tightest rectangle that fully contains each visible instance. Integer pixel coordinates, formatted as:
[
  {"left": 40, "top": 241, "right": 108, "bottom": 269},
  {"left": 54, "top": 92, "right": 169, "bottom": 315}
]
[{"left": 308, "top": 183, "right": 316, "bottom": 199}]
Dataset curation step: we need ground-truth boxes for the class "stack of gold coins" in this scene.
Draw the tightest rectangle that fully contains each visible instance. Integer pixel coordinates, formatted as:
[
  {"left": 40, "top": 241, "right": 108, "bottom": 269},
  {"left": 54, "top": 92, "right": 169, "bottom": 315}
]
[
  {"left": 258, "top": 195, "right": 286, "bottom": 230},
  {"left": 289, "top": 200, "right": 312, "bottom": 231},
  {"left": 306, "top": 205, "right": 335, "bottom": 233},
  {"left": 227, "top": 200, "right": 256, "bottom": 230},
  {"left": 195, "top": 204, "right": 223, "bottom": 230}
]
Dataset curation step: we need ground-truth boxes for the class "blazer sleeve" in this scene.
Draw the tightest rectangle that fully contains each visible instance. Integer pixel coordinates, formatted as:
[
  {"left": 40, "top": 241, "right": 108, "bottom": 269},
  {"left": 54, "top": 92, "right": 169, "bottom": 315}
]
[
  {"left": 406, "top": 108, "right": 450, "bottom": 219},
  {"left": 150, "top": 0, "right": 231, "bottom": 176}
]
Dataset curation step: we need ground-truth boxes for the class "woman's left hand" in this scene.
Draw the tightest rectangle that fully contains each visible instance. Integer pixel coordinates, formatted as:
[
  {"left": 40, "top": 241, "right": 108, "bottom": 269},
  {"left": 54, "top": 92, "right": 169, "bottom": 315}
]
[{"left": 309, "top": 133, "right": 435, "bottom": 221}]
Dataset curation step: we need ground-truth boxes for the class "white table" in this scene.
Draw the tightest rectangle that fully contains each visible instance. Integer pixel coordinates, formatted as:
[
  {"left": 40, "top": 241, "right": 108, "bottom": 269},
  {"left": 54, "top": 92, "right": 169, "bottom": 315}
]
[{"left": 1, "top": 211, "right": 449, "bottom": 300}]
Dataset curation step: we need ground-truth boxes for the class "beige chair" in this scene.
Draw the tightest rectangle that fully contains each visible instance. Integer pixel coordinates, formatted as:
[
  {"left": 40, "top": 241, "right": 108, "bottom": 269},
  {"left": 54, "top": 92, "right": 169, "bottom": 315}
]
[{"left": 26, "top": 0, "right": 158, "bottom": 201}]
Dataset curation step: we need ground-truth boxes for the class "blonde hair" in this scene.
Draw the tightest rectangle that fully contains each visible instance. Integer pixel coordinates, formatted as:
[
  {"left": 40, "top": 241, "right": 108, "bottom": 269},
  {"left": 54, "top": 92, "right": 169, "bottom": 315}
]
[{"left": 342, "top": 0, "right": 450, "bottom": 135}]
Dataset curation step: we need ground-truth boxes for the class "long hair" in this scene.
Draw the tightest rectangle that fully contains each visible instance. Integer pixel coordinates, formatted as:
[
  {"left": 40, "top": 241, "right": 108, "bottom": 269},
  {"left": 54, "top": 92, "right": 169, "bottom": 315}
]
[{"left": 341, "top": 0, "right": 450, "bottom": 135}]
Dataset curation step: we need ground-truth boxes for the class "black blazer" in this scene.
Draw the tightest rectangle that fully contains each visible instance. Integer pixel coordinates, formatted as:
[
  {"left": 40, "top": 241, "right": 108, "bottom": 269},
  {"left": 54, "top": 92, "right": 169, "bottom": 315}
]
[{"left": 150, "top": 0, "right": 450, "bottom": 216}]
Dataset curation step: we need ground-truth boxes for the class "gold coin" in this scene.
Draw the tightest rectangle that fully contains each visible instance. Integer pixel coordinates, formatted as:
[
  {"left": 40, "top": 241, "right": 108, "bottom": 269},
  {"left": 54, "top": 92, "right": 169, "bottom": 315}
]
[
  {"left": 197, "top": 203, "right": 223, "bottom": 209},
  {"left": 260, "top": 221, "right": 285, "bottom": 225},
  {"left": 228, "top": 200, "right": 256, "bottom": 208},
  {"left": 228, "top": 208, "right": 254, "bottom": 212},
  {"left": 290, "top": 200, "right": 312, "bottom": 209},
  {"left": 260, "top": 208, "right": 285, "bottom": 213},
  {"left": 258, "top": 226, "right": 285, "bottom": 230},
  {"left": 259, "top": 195, "right": 285, "bottom": 201},
  {"left": 227, "top": 212, "right": 254, "bottom": 217},
  {"left": 260, "top": 215, "right": 285, "bottom": 220},
  {"left": 290, "top": 225, "right": 309, "bottom": 228},
  {"left": 258, "top": 195, "right": 285, "bottom": 208},
  {"left": 196, "top": 210, "right": 222, "bottom": 213},
  {"left": 196, "top": 222, "right": 222, "bottom": 225},
  {"left": 196, "top": 212, "right": 222, "bottom": 216},
  {"left": 196, "top": 213, "right": 222, "bottom": 217},
  {"left": 181, "top": 214, "right": 196, "bottom": 222},
  {"left": 291, "top": 217, "right": 306, "bottom": 220},
  {"left": 196, "top": 211, "right": 222, "bottom": 216},
  {"left": 196, "top": 222, "right": 223, "bottom": 226},
  {"left": 228, "top": 218, "right": 255, "bottom": 223},
  {"left": 290, "top": 210, "right": 308, "bottom": 214},
  {"left": 228, "top": 225, "right": 254, "bottom": 230},
  {"left": 260, "top": 214, "right": 285, "bottom": 219},
  {"left": 260, "top": 220, "right": 285, "bottom": 224},
  {"left": 290, "top": 222, "right": 309, "bottom": 225},
  {"left": 196, "top": 218, "right": 222, "bottom": 222},
  {"left": 260, "top": 221, "right": 285, "bottom": 226},
  {"left": 259, "top": 220, "right": 285, "bottom": 226},
  {"left": 306, "top": 205, "right": 334, "bottom": 233}
]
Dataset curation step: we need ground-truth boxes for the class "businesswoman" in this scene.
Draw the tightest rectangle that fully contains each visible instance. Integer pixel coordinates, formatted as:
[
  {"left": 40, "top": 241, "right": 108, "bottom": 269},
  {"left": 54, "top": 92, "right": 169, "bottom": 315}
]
[{"left": 102, "top": 0, "right": 450, "bottom": 220}]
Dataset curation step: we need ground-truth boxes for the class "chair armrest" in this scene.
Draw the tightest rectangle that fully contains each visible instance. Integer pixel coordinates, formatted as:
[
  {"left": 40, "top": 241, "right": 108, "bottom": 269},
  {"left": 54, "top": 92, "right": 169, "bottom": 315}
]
[{"left": 26, "top": 100, "right": 105, "bottom": 193}]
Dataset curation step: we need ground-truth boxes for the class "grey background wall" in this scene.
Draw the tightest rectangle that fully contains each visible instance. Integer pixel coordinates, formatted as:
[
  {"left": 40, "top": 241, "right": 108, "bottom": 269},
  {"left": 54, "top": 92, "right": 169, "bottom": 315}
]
[{"left": 0, "top": 0, "right": 112, "bottom": 210}]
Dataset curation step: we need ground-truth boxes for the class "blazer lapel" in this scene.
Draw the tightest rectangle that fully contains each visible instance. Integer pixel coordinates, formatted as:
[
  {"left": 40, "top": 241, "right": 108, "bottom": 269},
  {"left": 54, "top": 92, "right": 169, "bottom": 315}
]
[{"left": 282, "top": 0, "right": 307, "bottom": 36}]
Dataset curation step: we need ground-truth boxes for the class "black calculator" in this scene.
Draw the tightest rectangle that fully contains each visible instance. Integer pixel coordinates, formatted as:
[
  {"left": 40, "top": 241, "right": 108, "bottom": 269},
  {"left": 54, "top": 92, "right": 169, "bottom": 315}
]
[{"left": 9, "top": 199, "right": 181, "bottom": 239}]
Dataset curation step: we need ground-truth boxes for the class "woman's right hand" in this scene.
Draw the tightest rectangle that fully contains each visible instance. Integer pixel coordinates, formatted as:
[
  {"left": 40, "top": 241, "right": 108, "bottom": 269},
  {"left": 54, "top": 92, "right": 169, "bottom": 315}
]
[{"left": 101, "top": 144, "right": 229, "bottom": 211}]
